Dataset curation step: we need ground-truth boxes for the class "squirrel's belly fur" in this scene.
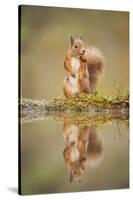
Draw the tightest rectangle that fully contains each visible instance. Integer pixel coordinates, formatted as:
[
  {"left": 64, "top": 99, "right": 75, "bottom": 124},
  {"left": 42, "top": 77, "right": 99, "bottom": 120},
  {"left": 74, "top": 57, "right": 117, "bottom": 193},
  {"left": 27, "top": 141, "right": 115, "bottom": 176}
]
[
  {"left": 68, "top": 57, "right": 80, "bottom": 94},
  {"left": 63, "top": 55, "right": 91, "bottom": 98},
  {"left": 68, "top": 76, "right": 79, "bottom": 94},
  {"left": 68, "top": 125, "right": 79, "bottom": 145},
  {"left": 71, "top": 57, "right": 80, "bottom": 72},
  {"left": 70, "top": 146, "right": 80, "bottom": 162}
]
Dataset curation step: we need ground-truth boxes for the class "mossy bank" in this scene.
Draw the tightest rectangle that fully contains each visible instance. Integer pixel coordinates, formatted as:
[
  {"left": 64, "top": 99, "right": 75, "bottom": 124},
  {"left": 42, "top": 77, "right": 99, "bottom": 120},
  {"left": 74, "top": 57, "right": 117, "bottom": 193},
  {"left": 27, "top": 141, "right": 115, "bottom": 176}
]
[{"left": 20, "top": 93, "right": 129, "bottom": 124}]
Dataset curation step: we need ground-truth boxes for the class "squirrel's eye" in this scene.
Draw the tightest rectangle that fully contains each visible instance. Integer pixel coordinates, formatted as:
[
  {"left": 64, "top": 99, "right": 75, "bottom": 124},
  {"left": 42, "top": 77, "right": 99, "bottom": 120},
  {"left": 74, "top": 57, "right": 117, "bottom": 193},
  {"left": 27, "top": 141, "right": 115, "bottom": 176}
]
[{"left": 75, "top": 45, "right": 78, "bottom": 48}]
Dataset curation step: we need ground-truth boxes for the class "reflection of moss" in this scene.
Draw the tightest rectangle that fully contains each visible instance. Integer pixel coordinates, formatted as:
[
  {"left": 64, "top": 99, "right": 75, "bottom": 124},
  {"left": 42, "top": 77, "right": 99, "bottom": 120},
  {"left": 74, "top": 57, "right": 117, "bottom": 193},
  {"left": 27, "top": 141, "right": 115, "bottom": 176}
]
[{"left": 46, "top": 112, "right": 129, "bottom": 128}]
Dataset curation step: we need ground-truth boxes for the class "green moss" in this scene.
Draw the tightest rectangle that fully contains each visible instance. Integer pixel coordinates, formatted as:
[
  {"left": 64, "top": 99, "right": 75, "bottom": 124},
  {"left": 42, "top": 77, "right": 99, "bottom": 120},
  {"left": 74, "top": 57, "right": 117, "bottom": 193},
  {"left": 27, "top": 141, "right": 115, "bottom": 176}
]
[{"left": 49, "top": 92, "right": 129, "bottom": 112}]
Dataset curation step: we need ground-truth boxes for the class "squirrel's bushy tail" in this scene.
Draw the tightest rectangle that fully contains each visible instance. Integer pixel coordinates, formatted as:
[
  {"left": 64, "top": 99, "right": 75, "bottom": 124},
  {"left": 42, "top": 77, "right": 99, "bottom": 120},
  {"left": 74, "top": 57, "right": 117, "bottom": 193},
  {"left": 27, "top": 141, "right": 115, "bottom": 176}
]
[{"left": 85, "top": 46, "right": 105, "bottom": 93}]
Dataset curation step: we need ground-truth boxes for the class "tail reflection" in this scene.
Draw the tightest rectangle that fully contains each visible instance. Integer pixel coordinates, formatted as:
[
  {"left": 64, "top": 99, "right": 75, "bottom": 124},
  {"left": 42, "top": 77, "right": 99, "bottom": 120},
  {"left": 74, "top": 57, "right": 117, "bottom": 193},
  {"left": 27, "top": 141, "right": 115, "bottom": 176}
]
[{"left": 63, "top": 123, "right": 104, "bottom": 183}]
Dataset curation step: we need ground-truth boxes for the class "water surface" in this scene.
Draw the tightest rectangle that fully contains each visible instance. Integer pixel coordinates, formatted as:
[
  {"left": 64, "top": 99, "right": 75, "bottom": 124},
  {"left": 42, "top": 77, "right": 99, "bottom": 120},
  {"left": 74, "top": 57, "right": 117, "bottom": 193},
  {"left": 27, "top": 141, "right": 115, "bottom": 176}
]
[{"left": 20, "top": 116, "right": 129, "bottom": 195}]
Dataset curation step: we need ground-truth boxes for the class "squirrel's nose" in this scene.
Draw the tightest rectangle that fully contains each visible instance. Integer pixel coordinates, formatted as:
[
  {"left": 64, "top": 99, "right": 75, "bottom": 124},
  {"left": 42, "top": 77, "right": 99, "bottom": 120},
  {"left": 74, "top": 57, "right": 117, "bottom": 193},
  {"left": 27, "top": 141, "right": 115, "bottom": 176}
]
[{"left": 80, "top": 49, "right": 85, "bottom": 55}]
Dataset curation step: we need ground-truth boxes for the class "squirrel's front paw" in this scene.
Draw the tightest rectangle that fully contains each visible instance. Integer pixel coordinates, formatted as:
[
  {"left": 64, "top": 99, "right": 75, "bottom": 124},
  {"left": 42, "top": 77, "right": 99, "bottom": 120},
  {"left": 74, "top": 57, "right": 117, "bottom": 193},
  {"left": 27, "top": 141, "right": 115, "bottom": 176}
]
[
  {"left": 71, "top": 73, "right": 76, "bottom": 78},
  {"left": 80, "top": 55, "right": 87, "bottom": 62},
  {"left": 79, "top": 75, "right": 83, "bottom": 81}
]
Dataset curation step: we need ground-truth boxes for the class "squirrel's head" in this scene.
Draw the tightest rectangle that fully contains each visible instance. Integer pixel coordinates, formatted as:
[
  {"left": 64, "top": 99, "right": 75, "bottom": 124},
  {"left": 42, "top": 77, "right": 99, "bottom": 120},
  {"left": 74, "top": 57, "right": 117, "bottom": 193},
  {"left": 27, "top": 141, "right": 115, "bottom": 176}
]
[{"left": 70, "top": 36, "right": 86, "bottom": 57}]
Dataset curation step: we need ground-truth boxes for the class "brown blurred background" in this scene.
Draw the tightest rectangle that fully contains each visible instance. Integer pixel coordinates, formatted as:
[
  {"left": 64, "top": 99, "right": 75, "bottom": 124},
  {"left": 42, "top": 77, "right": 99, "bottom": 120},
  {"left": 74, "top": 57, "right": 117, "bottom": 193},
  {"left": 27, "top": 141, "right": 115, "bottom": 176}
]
[{"left": 20, "top": 5, "right": 129, "bottom": 99}]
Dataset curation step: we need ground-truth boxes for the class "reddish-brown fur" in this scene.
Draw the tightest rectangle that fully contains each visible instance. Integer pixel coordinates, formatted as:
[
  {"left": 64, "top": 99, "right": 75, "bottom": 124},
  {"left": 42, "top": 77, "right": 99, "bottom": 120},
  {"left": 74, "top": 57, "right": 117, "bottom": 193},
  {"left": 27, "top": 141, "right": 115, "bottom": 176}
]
[
  {"left": 63, "top": 37, "right": 91, "bottom": 98},
  {"left": 63, "top": 123, "right": 104, "bottom": 183},
  {"left": 86, "top": 46, "right": 105, "bottom": 93},
  {"left": 63, "top": 123, "right": 89, "bottom": 182},
  {"left": 63, "top": 37, "right": 105, "bottom": 97}
]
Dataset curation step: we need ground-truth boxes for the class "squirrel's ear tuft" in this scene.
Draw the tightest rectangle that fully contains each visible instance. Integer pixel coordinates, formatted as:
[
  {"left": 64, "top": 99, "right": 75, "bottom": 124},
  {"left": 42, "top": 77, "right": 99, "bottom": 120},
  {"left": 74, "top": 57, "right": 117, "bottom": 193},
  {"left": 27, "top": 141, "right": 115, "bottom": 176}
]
[{"left": 70, "top": 35, "right": 74, "bottom": 47}]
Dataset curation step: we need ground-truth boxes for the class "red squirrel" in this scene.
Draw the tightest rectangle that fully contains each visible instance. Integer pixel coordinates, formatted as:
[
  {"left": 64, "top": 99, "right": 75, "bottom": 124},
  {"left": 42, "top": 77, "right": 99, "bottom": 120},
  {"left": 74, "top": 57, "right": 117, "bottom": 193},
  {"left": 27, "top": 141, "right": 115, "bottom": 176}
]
[
  {"left": 63, "top": 36, "right": 90, "bottom": 98},
  {"left": 63, "top": 122, "right": 90, "bottom": 183},
  {"left": 63, "top": 36, "right": 105, "bottom": 97},
  {"left": 63, "top": 122, "right": 103, "bottom": 183}
]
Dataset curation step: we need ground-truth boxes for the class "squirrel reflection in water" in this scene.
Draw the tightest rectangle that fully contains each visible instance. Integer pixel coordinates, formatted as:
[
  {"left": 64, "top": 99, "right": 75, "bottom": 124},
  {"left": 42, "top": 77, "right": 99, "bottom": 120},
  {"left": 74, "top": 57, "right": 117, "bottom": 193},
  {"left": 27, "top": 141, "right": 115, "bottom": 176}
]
[{"left": 63, "top": 123, "right": 104, "bottom": 183}]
